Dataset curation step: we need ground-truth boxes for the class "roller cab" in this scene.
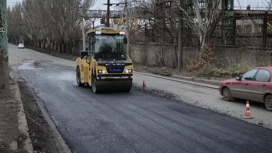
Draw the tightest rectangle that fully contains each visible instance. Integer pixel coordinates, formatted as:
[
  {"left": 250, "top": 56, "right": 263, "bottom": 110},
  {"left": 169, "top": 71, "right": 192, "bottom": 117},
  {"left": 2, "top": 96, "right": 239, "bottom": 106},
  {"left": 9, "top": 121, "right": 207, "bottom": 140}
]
[{"left": 75, "top": 27, "right": 133, "bottom": 93}]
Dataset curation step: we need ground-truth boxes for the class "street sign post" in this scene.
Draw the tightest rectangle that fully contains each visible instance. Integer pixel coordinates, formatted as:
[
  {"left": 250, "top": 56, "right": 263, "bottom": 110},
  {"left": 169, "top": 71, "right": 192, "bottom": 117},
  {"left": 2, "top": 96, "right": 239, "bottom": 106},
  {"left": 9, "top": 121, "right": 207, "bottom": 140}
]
[{"left": 0, "top": 0, "right": 9, "bottom": 93}]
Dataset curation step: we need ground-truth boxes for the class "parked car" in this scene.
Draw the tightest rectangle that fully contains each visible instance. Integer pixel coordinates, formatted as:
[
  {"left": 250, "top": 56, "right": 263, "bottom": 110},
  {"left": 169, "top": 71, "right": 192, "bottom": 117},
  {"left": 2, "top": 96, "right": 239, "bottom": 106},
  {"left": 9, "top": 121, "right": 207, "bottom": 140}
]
[
  {"left": 18, "top": 43, "right": 24, "bottom": 49},
  {"left": 219, "top": 67, "right": 272, "bottom": 111}
]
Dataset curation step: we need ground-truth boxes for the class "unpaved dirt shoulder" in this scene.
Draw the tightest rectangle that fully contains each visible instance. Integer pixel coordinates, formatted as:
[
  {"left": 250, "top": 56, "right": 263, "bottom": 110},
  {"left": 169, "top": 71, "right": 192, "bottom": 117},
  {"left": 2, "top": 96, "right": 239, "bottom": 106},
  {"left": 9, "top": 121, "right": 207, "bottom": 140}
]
[
  {"left": 19, "top": 81, "right": 61, "bottom": 153},
  {"left": 0, "top": 96, "right": 26, "bottom": 153}
]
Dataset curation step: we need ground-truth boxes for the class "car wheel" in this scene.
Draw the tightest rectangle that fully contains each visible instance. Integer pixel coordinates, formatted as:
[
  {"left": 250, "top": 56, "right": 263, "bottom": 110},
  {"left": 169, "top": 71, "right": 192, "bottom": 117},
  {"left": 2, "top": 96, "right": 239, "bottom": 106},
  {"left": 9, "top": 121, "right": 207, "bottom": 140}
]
[
  {"left": 76, "top": 67, "right": 84, "bottom": 86},
  {"left": 264, "top": 95, "right": 272, "bottom": 111},
  {"left": 222, "top": 87, "right": 233, "bottom": 101}
]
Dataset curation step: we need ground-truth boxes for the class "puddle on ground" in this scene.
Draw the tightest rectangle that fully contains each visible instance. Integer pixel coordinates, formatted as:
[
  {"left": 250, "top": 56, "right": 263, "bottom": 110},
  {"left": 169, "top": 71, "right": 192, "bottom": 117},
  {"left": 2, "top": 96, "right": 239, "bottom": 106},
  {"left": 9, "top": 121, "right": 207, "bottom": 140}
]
[
  {"left": 18, "top": 60, "right": 43, "bottom": 70},
  {"left": 46, "top": 72, "right": 76, "bottom": 82}
]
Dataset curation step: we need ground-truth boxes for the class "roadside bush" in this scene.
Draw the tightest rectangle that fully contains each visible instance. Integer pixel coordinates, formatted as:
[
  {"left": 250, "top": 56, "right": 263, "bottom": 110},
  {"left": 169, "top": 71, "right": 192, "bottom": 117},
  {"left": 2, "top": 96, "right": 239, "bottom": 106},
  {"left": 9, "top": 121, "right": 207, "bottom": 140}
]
[
  {"left": 195, "top": 63, "right": 251, "bottom": 78},
  {"left": 186, "top": 59, "right": 205, "bottom": 72},
  {"left": 186, "top": 46, "right": 215, "bottom": 72}
]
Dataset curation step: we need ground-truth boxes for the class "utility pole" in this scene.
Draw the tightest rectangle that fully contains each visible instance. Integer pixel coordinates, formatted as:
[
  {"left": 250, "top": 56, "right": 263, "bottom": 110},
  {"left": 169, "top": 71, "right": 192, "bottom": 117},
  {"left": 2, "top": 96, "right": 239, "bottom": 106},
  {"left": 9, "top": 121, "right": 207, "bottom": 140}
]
[
  {"left": 80, "top": 5, "right": 86, "bottom": 52},
  {"left": 106, "top": 0, "right": 110, "bottom": 27},
  {"left": 0, "top": 0, "right": 9, "bottom": 94},
  {"left": 177, "top": 0, "right": 183, "bottom": 71},
  {"left": 104, "top": 0, "right": 130, "bottom": 56},
  {"left": 103, "top": 0, "right": 113, "bottom": 27},
  {"left": 125, "top": 0, "right": 130, "bottom": 58}
]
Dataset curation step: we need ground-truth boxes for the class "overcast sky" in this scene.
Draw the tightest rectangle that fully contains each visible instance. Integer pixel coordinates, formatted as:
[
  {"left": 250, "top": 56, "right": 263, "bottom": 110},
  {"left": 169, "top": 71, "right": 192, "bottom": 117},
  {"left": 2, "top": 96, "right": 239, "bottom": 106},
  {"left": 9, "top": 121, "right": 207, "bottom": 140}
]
[
  {"left": 7, "top": 0, "right": 120, "bottom": 9},
  {"left": 6, "top": 0, "right": 269, "bottom": 27},
  {"left": 6, "top": 0, "right": 270, "bottom": 9}
]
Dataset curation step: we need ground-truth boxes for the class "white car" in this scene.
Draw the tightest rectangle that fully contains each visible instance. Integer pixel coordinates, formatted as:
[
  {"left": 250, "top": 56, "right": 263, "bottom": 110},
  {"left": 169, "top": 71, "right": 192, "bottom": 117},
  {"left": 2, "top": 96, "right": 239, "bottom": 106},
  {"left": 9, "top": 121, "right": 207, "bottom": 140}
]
[{"left": 18, "top": 43, "right": 24, "bottom": 49}]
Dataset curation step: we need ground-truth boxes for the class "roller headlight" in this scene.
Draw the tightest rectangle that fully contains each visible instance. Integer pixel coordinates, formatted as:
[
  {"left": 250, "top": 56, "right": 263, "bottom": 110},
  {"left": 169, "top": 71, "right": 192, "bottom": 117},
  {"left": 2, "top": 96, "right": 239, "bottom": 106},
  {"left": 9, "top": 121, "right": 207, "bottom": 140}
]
[
  {"left": 125, "top": 69, "right": 132, "bottom": 73},
  {"left": 98, "top": 70, "right": 106, "bottom": 74}
]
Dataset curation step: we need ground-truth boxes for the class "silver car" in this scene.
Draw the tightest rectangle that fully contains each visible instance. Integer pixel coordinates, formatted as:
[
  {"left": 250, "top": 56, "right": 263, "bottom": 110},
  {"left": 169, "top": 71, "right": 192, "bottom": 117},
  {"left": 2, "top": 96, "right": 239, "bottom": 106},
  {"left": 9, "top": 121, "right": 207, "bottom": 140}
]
[{"left": 18, "top": 43, "right": 24, "bottom": 49}]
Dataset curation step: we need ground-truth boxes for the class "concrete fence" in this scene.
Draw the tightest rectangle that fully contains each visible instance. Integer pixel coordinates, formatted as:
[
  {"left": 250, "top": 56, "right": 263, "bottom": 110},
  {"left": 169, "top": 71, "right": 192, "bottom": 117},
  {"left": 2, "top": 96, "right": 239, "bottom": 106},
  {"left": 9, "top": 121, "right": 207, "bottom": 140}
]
[{"left": 130, "top": 43, "right": 272, "bottom": 68}]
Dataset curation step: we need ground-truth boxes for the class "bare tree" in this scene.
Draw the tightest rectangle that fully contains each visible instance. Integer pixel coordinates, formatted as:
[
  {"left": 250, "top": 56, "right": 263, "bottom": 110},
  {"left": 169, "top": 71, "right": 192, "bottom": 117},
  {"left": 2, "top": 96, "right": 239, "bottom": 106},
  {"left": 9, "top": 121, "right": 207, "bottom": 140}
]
[
  {"left": 131, "top": 0, "right": 179, "bottom": 44},
  {"left": 130, "top": 0, "right": 221, "bottom": 66},
  {"left": 8, "top": 0, "right": 96, "bottom": 54},
  {"left": 129, "top": 0, "right": 180, "bottom": 67},
  {"left": 7, "top": 4, "right": 25, "bottom": 43},
  {"left": 180, "top": 0, "right": 222, "bottom": 58}
]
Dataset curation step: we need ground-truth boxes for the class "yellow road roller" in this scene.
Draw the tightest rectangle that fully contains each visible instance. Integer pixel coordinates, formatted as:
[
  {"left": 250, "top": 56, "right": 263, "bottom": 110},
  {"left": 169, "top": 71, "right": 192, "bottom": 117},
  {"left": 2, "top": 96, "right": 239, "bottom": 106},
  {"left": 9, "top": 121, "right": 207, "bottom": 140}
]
[{"left": 75, "top": 27, "right": 133, "bottom": 93}]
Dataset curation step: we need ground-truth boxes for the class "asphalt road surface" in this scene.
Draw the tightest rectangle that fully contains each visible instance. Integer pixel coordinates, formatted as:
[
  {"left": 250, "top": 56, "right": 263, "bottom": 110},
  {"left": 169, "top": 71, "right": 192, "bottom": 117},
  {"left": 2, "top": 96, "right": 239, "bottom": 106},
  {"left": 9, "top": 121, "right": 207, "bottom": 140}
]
[
  {"left": 8, "top": 44, "right": 272, "bottom": 153},
  {"left": 16, "top": 59, "right": 272, "bottom": 153}
]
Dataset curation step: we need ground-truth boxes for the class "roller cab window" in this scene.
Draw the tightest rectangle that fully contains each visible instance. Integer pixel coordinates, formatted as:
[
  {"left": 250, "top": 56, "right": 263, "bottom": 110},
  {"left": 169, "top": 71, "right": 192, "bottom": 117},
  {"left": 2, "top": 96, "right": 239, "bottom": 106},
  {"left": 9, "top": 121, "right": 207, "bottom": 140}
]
[{"left": 94, "top": 35, "right": 126, "bottom": 60}]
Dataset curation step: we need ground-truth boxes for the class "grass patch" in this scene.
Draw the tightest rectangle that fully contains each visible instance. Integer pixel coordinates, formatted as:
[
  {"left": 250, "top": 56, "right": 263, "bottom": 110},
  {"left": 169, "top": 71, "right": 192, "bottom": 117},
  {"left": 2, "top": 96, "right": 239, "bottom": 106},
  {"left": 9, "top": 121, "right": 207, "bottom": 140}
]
[{"left": 195, "top": 63, "right": 251, "bottom": 78}]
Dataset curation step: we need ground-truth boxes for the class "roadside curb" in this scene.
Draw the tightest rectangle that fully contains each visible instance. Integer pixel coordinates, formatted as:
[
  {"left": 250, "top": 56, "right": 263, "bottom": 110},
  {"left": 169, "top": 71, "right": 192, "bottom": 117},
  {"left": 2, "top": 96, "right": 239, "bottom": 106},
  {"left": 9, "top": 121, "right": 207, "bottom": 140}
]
[
  {"left": 32, "top": 87, "right": 72, "bottom": 153},
  {"left": 11, "top": 66, "right": 72, "bottom": 153},
  {"left": 135, "top": 71, "right": 219, "bottom": 89},
  {"left": 172, "top": 75, "right": 221, "bottom": 86},
  {"left": 9, "top": 70, "right": 34, "bottom": 153}
]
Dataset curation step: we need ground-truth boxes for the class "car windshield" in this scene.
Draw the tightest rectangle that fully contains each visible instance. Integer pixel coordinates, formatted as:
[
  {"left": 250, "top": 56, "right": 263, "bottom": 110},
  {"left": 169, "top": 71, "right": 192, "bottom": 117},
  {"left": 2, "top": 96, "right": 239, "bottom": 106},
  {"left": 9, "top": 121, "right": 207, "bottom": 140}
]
[{"left": 94, "top": 35, "right": 126, "bottom": 60}]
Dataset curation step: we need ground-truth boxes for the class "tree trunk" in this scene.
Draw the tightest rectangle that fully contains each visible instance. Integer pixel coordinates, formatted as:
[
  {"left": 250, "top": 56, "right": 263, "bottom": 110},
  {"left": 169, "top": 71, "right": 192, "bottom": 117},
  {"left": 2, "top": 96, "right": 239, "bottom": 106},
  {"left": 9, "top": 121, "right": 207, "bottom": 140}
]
[
  {"left": 61, "top": 43, "right": 65, "bottom": 53},
  {"left": 200, "top": 36, "right": 206, "bottom": 58},
  {"left": 67, "top": 44, "right": 72, "bottom": 54},
  {"left": 177, "top": 16, "right": 183, "bottom": 70},
  {"left": 41, "top": 41, "right": 44, "bottom": 49},
  {"left": 199, "top": 34, "right": 207, "bottom": 59},
  {"left": 49, "top": 42, "right": 53, "bottom": 51},
  {"left": 58, "top": 43, "right": 61, "bottom": 53},
  {"left": 54, "top": 42, "right": 57, "bottom": 51}
]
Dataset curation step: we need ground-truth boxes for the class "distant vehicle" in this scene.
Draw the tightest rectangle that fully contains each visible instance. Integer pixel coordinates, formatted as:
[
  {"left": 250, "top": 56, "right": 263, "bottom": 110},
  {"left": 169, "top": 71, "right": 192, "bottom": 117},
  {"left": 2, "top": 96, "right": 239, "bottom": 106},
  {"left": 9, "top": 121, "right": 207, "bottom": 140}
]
[
  {"left": 219, "top": 67, "right": 272, "bottom": 111},
  {"left": 18, "top": 43, "right": 24, "bottom": 49}
]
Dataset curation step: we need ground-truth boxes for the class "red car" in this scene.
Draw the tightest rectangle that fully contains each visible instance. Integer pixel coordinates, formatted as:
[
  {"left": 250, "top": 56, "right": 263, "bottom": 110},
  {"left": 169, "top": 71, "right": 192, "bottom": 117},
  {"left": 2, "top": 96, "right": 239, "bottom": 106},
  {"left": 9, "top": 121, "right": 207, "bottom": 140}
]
[{"left": 219, "top": 67, "right": 272, "bottom": 111}]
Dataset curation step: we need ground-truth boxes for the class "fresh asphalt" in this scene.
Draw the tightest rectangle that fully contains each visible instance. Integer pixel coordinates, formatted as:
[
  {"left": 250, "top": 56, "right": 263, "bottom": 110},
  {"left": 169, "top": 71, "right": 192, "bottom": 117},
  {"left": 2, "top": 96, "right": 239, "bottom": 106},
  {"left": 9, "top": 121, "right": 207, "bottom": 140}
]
[{"left": 18, "top": 61, "right": 272, "bottom": 153}]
